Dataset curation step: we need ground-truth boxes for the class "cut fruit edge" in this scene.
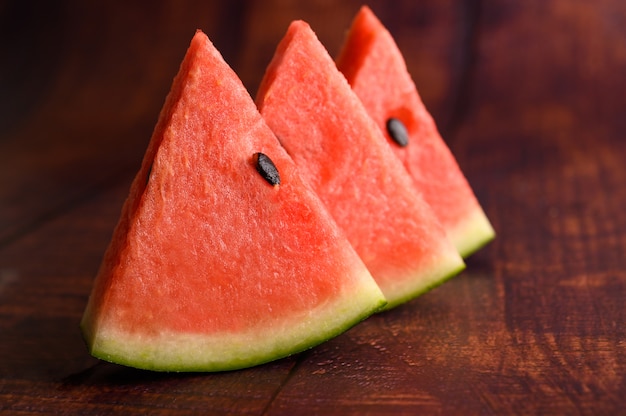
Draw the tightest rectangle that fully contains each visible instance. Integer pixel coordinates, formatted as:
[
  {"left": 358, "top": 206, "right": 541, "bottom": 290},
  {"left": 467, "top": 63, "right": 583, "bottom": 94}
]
[
  {"left": 449, "top": 204, "right": 496, "bottom": 259},
  {"left": 85, "top": 271, "right": 386, "bottom": 372},
  {"left": 380, "top": 247, "right": 466, "bottom": 310},
  {"left": 80, "top": 30, "right": 387, "bottom": 372}
]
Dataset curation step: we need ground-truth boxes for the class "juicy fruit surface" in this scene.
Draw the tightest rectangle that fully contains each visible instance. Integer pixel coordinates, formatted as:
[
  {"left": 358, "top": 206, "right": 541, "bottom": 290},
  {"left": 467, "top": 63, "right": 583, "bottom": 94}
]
[
  {"left": 80, "top": 30, "right": 386, "bottom": 372},
  {"left": 336, "top": 6, "right": 495, "bottom": 257},
  {"left": 256, "top": 21, "right": 465, "bottom": 309}
]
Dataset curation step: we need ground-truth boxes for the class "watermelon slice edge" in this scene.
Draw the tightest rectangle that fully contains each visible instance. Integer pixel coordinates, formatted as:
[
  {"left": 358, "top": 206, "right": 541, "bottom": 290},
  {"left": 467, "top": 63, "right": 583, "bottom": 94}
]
[{"left": 80, "top": 30, "right": 386, "bottom": 372}]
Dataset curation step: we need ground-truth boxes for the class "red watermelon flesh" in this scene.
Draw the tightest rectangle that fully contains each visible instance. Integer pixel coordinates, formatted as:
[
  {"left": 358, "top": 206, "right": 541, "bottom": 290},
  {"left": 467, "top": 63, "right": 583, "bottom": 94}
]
[
  {"left": 80, "top": 30, "right": 386, "bottom": 372},
  {"left": 256, "top": 21, "right": 465, "bottom": 309},
  {"left": 336, "top": 6, "right": 495, "bottom": 258}
]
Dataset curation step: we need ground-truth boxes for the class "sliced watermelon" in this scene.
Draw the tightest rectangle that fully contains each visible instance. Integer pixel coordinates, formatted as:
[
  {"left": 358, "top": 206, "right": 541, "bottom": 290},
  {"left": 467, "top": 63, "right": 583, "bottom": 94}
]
[
  {"left": 256, "top": 21, "right": 465, "bottom": 310},
  {"left": 336, "top": 6, "right": 495, "bottom": 258},
  {"left": 80, "top": 30, "right": 386, "bottom": 372}
]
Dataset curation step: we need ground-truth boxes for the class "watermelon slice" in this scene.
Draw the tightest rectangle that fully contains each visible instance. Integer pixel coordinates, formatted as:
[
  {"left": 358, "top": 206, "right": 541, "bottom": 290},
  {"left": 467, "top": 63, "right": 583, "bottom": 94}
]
[
  {"left": 255, "top": 21, "right": 465, "bottom": 309},
  {"left": 80, "top": 30, "right": 386, "bottom": 372},
  {"left": 336, "top": 6, "right": 495, "bottom": 258}
]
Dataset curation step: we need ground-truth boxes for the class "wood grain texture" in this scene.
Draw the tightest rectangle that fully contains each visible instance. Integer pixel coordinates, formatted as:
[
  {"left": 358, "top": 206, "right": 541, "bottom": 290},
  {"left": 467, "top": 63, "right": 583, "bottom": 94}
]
[{"left": 1, "top": 0, "right": 625, "bottom": 414}]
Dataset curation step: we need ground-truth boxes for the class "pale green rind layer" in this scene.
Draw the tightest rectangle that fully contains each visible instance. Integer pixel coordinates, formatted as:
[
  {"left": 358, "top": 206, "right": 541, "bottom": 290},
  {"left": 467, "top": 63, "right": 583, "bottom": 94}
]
[
  {"left": 379, "top": 248, "right": 466, "bottom": 310},
  {"left": 449, "top": 207, "right": 496, "bottom": 259},
  {"left": 82, "top": 272, "right": 386, "bottom": 372}
]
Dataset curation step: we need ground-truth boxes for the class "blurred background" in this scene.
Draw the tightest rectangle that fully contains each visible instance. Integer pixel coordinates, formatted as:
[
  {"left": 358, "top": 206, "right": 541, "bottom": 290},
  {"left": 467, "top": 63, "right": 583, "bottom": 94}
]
[
  {"left": 0, "top": 0, "right": 479, "bottom": 241},
  {"left": 0, "top": 0, "right": 471, "bottom": 139},
  {"left": 2, "top": 0, "right": 626, "bottom": 245},
  {"left": 2, "top": 1, "right": 626, "bottom": 413}
]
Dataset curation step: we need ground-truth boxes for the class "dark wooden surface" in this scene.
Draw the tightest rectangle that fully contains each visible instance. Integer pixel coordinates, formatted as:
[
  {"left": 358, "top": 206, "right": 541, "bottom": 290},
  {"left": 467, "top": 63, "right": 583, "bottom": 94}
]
[{"left": 2, "top": 1, "right": 625, "bottom": 414}]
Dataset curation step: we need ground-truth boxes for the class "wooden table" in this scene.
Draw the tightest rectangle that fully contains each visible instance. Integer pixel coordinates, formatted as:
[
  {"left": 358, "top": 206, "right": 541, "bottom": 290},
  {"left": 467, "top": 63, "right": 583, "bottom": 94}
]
[{"left": 2, "top": 1, "right": 625, "bottom": 414}]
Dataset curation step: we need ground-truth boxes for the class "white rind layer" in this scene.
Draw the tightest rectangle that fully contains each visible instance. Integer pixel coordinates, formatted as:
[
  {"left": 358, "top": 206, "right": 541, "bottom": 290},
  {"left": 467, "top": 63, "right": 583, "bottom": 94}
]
[
  {"left": 449, "top": 206, "right": 496, "bottom": 259},
  {"left": 82, "top": 271, "right": 385, "bottom": 372}
]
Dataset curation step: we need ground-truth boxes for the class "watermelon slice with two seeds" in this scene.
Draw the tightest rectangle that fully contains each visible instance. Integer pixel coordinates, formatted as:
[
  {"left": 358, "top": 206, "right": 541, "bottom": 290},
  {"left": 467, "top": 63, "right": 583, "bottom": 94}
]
[
  {"left": 336, "top": 6, "right": 495, "bottom": 258},
  {"left": 256, "top": 21, "right": 465, "bottom": 309},
  {"left": 80, "top": 30, "right": 386, "bottom": 372}
]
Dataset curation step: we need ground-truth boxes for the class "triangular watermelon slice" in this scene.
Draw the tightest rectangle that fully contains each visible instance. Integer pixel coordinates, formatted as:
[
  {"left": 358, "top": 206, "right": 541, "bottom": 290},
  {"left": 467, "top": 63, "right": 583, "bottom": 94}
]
[
  {"left": 80, "top": 30, "right": 386, "bottom": 372},
  {"left": 256, "top": 21, "right": 465, "bottom": 310},
  {"left": 336, "top": 6, "right": 495, "bottom": 258}
]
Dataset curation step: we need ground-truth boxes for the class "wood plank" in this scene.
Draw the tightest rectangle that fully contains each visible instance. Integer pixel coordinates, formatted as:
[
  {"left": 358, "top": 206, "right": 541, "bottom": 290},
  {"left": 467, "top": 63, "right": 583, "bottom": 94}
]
[
  {"left": 253, "top": 1, "right": 626, "bottom": 413},
  {"left": 1, "top": 0, "right": 625, "bottom": 414},
  {"left": 0, "top": 180, "right": 298, "bottom": 415},
  {"left": 448, "top": 1, "right": 626, "bottom": 413}
]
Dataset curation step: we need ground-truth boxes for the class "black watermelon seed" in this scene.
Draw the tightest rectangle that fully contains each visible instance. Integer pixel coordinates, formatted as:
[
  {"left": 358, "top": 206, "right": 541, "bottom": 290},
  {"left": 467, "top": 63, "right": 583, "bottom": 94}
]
[
  {"left": 386, "top": 118, "right": 409, "bottom": 147},
  {"left": 255, "top": 152, "right": 281, "bottom": 186}
]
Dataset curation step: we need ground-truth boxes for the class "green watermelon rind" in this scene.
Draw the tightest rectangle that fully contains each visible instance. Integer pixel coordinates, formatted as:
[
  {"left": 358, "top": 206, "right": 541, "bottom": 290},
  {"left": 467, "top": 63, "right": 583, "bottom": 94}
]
[
  {"left": 379, "top": 251, "right": 466, "bottom": 310},
  {"left": 82, "top": 279, "right": 386, "bottom": 372},
  {"left": 449, "top": 205, "right": 495, "bottom": 259}
]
